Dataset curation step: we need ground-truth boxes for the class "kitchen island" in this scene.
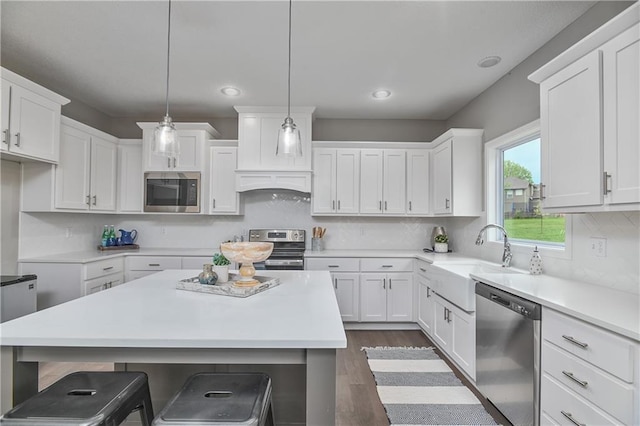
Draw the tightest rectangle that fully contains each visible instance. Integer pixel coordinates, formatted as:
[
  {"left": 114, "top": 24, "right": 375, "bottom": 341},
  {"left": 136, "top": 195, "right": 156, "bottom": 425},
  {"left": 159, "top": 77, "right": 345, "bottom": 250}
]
[{"left": 0, "top": 269, "right": 346, "bottom": 425}]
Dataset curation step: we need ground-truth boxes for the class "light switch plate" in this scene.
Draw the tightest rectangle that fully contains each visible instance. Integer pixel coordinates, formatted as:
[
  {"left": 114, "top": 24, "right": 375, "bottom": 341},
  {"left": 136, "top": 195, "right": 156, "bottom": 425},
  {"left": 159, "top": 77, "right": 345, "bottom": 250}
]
[{"left": 589, "top": 237, "right": 606, "bottom": 257}]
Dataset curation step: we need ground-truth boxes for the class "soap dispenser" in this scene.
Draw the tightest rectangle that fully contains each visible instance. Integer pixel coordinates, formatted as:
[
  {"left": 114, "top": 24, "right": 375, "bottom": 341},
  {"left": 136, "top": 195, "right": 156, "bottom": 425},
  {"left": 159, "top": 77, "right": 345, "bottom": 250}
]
[{"left": 529, "top": 246, "right": 543, "bottom": 275}]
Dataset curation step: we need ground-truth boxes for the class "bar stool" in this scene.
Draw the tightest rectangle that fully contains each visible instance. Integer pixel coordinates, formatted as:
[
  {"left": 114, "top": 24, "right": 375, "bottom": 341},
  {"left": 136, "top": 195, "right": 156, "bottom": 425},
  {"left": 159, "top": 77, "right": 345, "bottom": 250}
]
[
  {"left": 152, "top": 373, "right": 275, "bottom": 426},
  {"left": 0, "top": 371, "right": 154, "bottom": 426}
]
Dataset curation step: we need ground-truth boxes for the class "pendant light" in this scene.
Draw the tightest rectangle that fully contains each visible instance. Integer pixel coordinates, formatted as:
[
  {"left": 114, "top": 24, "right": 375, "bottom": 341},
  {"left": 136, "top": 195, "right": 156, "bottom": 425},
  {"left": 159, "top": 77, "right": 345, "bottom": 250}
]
[
  {"left": 152, "top": 0, "right": 179, "bottom": 157},
  {"left": 276, "top": 0, "right": 302, "bottom": 157}
]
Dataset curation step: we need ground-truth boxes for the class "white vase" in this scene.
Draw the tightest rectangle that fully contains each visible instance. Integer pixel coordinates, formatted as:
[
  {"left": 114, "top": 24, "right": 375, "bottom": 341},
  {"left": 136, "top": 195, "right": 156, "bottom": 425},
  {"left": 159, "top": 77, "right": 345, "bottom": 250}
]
[
  {"left": 213, "top": 265, "right": 229, "bottom": 283},
  {"left": 434, "top": 243, "right": 448, "bottom": 253}
]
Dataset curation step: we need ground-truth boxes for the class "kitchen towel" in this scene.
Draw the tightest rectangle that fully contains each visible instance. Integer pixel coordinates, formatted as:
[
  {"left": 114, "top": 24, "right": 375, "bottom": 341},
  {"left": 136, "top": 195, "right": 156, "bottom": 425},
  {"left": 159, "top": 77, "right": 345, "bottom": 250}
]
[{"left": 363, "top": 346, "right": 497, "bottom": 425}]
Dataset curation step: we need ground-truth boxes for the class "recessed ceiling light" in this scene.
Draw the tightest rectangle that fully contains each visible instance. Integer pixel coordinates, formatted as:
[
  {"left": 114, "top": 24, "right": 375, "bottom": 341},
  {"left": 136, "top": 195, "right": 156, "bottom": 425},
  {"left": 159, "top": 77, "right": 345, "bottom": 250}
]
[
  {"left": 477, "top": 56, "right": 502, "bottom": 68},
  {"left": 221, "top": 86, "right": 241, "bottom": 96},
  {"left": 372, "top": 90, "right": 391, "bottom": 99}
]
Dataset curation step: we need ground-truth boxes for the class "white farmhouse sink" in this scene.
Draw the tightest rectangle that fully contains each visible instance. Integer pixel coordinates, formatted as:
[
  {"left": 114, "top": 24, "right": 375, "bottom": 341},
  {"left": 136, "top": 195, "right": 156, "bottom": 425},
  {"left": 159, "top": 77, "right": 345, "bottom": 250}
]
[{"left": 429, "top": 261, "right": 523, "bottom": 311}]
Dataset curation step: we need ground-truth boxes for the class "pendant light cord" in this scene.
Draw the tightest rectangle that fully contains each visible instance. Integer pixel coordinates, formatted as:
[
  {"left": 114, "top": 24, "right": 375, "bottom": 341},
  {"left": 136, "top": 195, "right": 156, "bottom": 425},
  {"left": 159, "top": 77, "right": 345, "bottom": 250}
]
[
  {"left": 287, "top": 0, "right": 292, "bottom": 119},
  {"left": 164, "top": 0, "right": 172, "bottom": 118}
]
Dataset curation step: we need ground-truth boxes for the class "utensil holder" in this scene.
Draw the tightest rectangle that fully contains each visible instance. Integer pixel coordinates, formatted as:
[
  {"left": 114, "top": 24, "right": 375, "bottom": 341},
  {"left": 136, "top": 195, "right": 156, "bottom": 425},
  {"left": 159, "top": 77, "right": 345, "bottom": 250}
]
[{"left": 312, "top": 237, "right": 324, "bottom": 251}]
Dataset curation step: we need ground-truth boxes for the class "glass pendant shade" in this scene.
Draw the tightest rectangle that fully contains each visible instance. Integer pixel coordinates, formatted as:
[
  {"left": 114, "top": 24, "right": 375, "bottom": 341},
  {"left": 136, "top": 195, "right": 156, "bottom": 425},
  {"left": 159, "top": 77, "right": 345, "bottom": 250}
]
[
  {"left": 153, "top": 116, "right": 179, "bottom": 157},
  {"left": 276, "top": 117, "right": 302, "bottom": 157}
]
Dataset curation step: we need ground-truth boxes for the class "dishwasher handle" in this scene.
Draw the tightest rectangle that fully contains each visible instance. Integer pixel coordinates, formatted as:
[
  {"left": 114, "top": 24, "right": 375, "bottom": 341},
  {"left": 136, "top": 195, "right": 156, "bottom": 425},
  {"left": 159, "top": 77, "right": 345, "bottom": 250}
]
[{"left": 490, "top": 293, "right": 511, "bottom": 307}]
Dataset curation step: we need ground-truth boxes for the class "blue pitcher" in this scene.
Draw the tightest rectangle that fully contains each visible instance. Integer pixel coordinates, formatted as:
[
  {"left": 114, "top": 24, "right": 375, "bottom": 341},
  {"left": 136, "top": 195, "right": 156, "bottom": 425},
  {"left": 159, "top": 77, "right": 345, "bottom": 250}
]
[{"left": 118, "top": 229, "right": 138, "bottom": 245}]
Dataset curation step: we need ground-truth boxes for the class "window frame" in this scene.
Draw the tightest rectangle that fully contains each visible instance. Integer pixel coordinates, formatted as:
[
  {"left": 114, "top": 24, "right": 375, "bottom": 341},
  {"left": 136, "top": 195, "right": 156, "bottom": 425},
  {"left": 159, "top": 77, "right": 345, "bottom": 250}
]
[{"left": 485, "top": 119, "right": 572, "bottom": 260}]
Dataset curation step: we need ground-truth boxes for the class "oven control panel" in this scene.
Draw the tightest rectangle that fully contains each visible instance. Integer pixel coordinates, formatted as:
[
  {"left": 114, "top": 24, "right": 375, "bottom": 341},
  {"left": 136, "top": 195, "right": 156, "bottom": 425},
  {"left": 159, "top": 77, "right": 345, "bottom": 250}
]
[{"left": 249, "top": 229, "right": 305, "bottom": 242}]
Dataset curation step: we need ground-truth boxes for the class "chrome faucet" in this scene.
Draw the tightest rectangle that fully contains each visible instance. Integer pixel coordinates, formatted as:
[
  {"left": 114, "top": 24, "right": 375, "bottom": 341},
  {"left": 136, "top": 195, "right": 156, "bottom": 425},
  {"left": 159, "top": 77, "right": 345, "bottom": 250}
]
[{"left": 475, "top": 224, "right": 512, "bottom": 267}]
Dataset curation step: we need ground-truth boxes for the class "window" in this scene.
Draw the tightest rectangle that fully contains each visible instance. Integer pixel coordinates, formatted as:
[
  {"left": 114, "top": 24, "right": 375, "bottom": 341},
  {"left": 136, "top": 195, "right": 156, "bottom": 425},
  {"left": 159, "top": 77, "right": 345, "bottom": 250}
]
[{"left": 485, "top": 120, "right": 569, "bottom": 255}]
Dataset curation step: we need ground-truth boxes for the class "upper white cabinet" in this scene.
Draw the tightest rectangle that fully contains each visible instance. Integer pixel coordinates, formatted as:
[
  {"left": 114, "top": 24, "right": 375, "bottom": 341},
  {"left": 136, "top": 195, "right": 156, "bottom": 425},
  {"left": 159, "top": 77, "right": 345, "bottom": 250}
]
[
  {"left": 430, "top": 129, "right": 483, "bottom": 216},
  {"left": 529, "top": 4, "right": 639, "bottom": 212},
  {"left": 138, "top": 122, "right": 219, "bottom": 172},
  {"left": 55, "top": 117, "right": 117, "bottom": 211},
  {"left": 312, "top": 148, "right": 360, "bottom": 215},
  {"left": 1, "top": 68, "right": 70, "bottom": 163},
  {"left": 406, "top": 150, "right": 430, "bottom": 215},
  {"left": 117, "top": 140, "right": 143, "bottom": 213},
  {"left": 210, "top": 144, "right": 241, "bottom": 214},
  {"left": 360, "top": 149, "right": 406, "bottom": 215}
]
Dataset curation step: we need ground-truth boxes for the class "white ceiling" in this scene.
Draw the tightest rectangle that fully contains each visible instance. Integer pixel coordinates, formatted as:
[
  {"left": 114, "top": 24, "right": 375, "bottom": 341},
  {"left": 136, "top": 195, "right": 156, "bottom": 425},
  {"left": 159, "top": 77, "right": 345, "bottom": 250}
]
[{"left": 1, "top": 1, "right": 595, "bottom": 121}]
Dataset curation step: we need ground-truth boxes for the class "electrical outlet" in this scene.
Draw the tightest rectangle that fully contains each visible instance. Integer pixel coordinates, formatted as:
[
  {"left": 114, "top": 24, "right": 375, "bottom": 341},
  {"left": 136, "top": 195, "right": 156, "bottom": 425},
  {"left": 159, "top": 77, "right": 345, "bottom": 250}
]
[{"left": 589, "top": 237, "right": 606, "bottom": 257}]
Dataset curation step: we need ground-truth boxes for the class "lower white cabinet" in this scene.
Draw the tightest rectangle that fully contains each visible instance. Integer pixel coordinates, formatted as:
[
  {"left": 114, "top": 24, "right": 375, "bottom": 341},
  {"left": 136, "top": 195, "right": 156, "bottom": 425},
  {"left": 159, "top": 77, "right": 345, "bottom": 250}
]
[
  {"left": 541, "top": 308, "right": 639, "bottom": 425},
  {"left": 331, "top": 273, "right": 360, "bottom": 322},
  {"left": 417, "top": 272, "right": 435, "bottom": 336},
  {"left": 431, "top": 294, "right": 476, "bottom": 379},
  {"left": 360, "top": 273, "right": 413, "bottom": 322},
  {"left": 84, "top": 272, "right": 123, "bottom": 295}
]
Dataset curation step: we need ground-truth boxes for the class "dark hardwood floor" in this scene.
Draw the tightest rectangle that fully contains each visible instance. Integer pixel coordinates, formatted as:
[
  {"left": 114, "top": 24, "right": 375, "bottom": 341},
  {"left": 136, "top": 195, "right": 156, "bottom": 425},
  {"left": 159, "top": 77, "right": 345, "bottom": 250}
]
[{"left": 336, "top": 330, "right": 510, "bottom": 426}]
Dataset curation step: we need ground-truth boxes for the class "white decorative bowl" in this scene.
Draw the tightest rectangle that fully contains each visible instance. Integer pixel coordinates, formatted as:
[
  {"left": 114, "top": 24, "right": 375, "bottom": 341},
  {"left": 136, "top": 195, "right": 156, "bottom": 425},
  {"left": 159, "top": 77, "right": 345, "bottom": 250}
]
[{"left": 220, "top": 242, "right": 274, "bottom": 286}]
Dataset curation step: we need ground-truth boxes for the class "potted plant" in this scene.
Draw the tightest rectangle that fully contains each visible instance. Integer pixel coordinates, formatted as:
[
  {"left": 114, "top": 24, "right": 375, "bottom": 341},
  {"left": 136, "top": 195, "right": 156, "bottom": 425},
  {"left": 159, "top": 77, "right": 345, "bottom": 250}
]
[
  {"left": 212, "top": 253, "right": 230, "bottom": 283},
  {"left": 434, "top": 234, "right": 449, "bottom": 253}
]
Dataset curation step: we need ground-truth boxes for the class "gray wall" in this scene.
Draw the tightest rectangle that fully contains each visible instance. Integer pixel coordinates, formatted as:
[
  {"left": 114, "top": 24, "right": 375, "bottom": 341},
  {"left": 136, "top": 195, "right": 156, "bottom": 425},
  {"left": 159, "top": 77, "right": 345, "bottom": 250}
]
[{"left": 446, "top": 1, "right": 634, "bottom": 142}]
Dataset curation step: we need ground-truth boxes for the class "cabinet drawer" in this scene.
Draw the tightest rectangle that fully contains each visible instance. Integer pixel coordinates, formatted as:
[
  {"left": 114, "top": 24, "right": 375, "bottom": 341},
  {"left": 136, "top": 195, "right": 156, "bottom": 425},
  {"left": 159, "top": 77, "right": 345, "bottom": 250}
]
[
  {"left": 543, "top": 341, "right": 634, "bottom": 424},
  {"left": 306, "top": 258, "right": 359, "bottom": 272},
  {"left": 127, "top": 256, "right": 182, "bottom": 271},
  {"left": 543, "top": 308, "right": 635, "bottom": 382},
  {"left": 85, "top": 258, "right": 124, "bottom": 280},
  {"left": 360, "top": 258, "right": 413, "bottom": 272},
  {"left": 541, "top": 374, "right": 621, "bottom": 426},
  {"left": 415, "top": 260, "right": 433, "bottom": 278}
]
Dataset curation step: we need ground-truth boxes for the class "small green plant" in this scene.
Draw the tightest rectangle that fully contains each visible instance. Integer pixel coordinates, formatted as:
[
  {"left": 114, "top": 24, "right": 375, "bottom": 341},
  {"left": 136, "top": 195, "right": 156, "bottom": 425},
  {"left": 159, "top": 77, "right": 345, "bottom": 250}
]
[
  {"left": 434, "top": 234, "right": 448, "bottom": 244},
  {"left": 213, "top": 253, "right": 230, "bottom": 266}
]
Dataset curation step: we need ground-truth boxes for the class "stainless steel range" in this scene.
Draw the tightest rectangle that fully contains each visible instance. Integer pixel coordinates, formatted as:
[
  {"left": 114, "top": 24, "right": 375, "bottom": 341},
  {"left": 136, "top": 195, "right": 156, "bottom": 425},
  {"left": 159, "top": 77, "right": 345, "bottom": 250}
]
[{"left": 249, "top": 229, "right": 305, "bottom": 270}]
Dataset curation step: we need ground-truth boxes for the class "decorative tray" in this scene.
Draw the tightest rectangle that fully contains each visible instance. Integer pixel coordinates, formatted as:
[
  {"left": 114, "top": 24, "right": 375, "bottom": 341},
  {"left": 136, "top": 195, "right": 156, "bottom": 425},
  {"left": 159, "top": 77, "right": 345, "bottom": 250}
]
[
  {"left": 176, "top": 274, "right": 280, "bottom": 298},
  {"left": 97, "top": 244, "right": 140, "bottom": 251}
]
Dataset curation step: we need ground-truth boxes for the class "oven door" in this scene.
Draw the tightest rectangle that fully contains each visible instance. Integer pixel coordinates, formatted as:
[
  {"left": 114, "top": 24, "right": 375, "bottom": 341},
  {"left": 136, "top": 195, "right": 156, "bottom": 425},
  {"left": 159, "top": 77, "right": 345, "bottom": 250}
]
[
  {"left": 254, "top": 259, "right": 304, "bottom": 270},
  {"left": 144, "top": 172, "right": 200, "bottom": 213}
]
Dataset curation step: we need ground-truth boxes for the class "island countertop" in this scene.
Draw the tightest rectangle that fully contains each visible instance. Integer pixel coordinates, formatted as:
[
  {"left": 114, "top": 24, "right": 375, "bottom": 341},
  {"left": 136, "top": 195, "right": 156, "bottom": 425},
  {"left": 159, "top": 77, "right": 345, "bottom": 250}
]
[{"left": 0, "top": 269, "right": 347, "bottom": 349}]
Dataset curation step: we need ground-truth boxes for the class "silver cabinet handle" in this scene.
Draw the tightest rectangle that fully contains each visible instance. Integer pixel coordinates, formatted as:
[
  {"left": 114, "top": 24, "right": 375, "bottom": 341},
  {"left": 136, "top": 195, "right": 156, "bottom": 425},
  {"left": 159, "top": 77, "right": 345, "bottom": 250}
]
[
  {"left": 334, "top": 278, "right": 337, "bottom": 289},
  {"left": 379, "top": 201, "right": 382, "bottom": 211},
  {"left": 332, "top": 200, "right": 335, "bottom": 210},
  {"left": 103, "top": 266, "right": 114, "bottom": 271},
  {"left": 86, "top": 195, "right": 91, "bottom": 206},
  {"left": 167, "top": 157, "right": 171, "bottom": 168},
  {"left": 148, "top": 263, "right": 160, "bottom": 267},
  {"left": 92, "top": 195, "right": 97, "bottom": 206},
  {"left": 409, "top": 201, "right": 412, "bottom": 211},
  {"left": 327, "top": 265, "right": 340, "bottom": 268},
  {"left": 561, "top": 411, "right": 585, "bottom": 426},
  {"left": 562, "top": 335, "right": 588, "bottom": 349},
  {"left": 382, "top": 265, "right": 393, "bottom": 268},
  {"left": 540, "top": 183, "right": 546, "bottom": 200},
  {"left": 389, "top": 279, "right": 392, "bottom": 289},
  {"left": 384, "top": 201, "right": 388, "bottom": 211},
  {"left": 562, "top": 371, "right": 588, "bottom": 388},
  {"left": 212, "top": 199, "right": 216, "bottom": 209},
  {"left": 445, "top": 198, "right": 450, "bottom": 209},
  {"left": 603, "top": 171, "right": 611, "bottom": 195},
  {"left": 14, "top": 132, "right": 21, "bottom": 147},
  {"left": 383, "top": 278, "right": 386, "bottom": 289},
  {"left": 443, "top": 307, "right": 447, "bottom": 321},
  {"left": 419, "top": 267, "right": 427, "bottom": 272},
  {"left": 173, "top": 157, "right": 177, "bottom": 168},
  {"left": 338, "top": 200, "right": 341, "bottom": 210},
  {"left": 426, "top": 286, "right": 431, "bottom": 297},
  {"left": 2, "top": 129, "right": 8, "bottom": 144}
]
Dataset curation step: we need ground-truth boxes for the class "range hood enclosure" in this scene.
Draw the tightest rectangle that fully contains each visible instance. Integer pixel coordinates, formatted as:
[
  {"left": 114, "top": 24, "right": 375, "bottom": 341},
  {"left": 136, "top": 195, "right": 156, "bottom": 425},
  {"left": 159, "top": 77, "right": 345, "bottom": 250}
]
[{"left": 235, "top": 106, "right": 314, "bottom": 193}]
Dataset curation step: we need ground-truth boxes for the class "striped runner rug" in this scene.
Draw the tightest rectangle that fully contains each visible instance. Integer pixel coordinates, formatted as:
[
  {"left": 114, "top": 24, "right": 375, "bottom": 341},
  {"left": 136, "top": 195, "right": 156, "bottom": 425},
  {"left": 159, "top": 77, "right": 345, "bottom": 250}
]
[{"left": 363, "top": 346, "right": 498, "bottom": 425}]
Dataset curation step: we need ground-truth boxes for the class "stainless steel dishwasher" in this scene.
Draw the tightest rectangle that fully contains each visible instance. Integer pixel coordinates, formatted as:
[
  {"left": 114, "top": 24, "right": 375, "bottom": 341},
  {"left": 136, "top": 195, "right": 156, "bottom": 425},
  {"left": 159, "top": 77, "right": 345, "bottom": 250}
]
[{"left": 475, "top": 281, "right": 541, "bottom": 426}]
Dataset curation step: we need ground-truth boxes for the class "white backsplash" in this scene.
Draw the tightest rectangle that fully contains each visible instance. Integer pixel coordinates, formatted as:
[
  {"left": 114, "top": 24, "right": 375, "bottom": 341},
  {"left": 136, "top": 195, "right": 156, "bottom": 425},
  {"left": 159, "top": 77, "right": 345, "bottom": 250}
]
[{"left": 19, "top": 193, "right": 639, "bottom": 294}]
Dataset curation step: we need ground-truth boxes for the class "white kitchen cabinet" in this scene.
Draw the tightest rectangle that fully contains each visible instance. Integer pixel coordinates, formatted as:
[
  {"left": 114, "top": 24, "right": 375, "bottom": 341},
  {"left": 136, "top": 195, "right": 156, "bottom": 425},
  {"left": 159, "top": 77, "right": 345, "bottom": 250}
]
[
  {"left": 117, "top": 140, "right": 143, "bottom": 212},
  {"left": 306, "top": 257, "right": 360, "bottom": 322},
  {"left": 541, "top": 308, "right": 639, "bottom": 425},
  {"left": 312, "top": 148, "right": 360, "bottom": 215},
  {"left": 432, "top": 294, "right": 476, "bottom": 379},
  {"left": 1, "top": 68, "right": 69, "bottom": 163},
  {"left": 416, "top": 261, "right": 435, "bottom": 336},
  {"left": 360, "top": 272, "right": 413, "bottom": 322},
  {"left": 124, "top": 256, "right": 182, "bottom": 282},
  {"left": 528, "top": 5, "right": 639, "bottom": 212},
  {"left": 360, "top": 149, "right": 406, "bottom": 215},
  {"left": 430, "top": 129, "right": 483, "bottom": 216},
  {"left": 84, "top": 273, "right": 123, "bottom": 295},
  {"left": 138, "top": 123, "right": 218, "bottom": 172},
  {"left": 210, "top": 146, "right": 240, "bottom": 214},
  {"left": 406, "top": 149, "right": 430, "bottom": 215},
  {"left": 55, "top": 118, "right": 117, "bottom": 211}
]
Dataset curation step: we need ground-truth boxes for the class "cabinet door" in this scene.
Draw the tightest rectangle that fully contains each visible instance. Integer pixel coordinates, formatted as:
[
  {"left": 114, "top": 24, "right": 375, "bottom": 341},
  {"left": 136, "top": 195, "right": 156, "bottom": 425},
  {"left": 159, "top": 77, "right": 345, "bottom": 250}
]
[
  {"left": 383, "top": 150, "right": 406, "bottom": 214},
  {"left": 360, "top": 273, "right": 386, "bottom": 322},
  {"left": 335, "top": 149, "right": 360, "bottom": 214},
  {"left": 145, "top": 129, "right": 171, "bottom": 171},
  {"left": 603, "top": 23, "right": 640, "bottom": 205},
  {"left": 540, "top": 50, "right": 603, "bottom": 208},
  {"left": 407, "top": 150, "right": 429, "bottom": 215},
  {"left": 432, "top": 296, "right": 451, "bottom": 350},
  {"left": 8, "top": 84, "right": 60, "bottom": 162},
  {"left": 386, "top": 272, "right": 412, "bottom": 322},
  {"left": 55, "top": 125, "right": 91, "bottom": 210},
  {"left": 118, "top": 143, "right": 143, "bottom": 212},
  {"left": 90, "top": 136, "right": 117, "bottom": 211},
  {"left": 1, "top": 81, "right": 10, "bottom": 152},
  {"left": 312, "top": 148, "right": 336, "bottom": 214},
  {"left": 174, "top": 131, "right": 200, "bottom": 170},
  {"left": 332, "top": 272, "right": 360, "bottom": 322},
  {"left": 210, "top": 147, "right": 239, "bottom": 213},
  {"left": 431, "top": 139, "right": 452, "bottom": 214},
  {"left": 417, "top": 277, "right": 435, "bottom": 336},
  {"left": 359, "top": 150, "right": 384, "bottom": 214},
  {"left": 450, "top": 306, "right": 476, "bottom": 379}
]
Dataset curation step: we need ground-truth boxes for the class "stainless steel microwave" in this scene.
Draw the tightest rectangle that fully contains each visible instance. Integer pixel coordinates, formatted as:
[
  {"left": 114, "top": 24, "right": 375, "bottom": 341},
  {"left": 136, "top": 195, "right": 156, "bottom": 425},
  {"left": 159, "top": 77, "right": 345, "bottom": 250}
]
[{"left": 144, "top": 172, "right": 201, "bottom": 213}]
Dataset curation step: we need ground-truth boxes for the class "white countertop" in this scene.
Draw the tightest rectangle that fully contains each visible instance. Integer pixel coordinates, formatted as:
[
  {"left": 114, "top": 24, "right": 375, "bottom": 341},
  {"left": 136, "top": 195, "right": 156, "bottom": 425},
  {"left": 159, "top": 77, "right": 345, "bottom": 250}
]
[
  {"left": 0, "top": 270, "right": 347, "bottom": 349},
  {"left": 304, "top": 249, "right": 472, "bottom": 264},
  {"left": 19, "top": 248, "right": 217, "bottom": 264},
  {"left": 471, "top": 271, "right": 640, "bottom": 342}
]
